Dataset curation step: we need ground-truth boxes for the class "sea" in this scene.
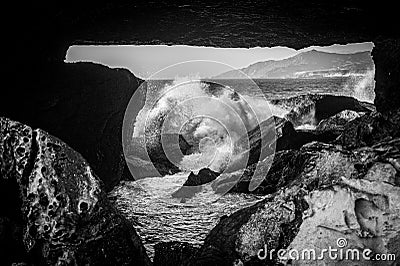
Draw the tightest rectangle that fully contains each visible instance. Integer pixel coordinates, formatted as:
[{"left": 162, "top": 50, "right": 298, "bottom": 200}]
[{"left": 109, "top": 75, "right": 375, "bottom": 258}]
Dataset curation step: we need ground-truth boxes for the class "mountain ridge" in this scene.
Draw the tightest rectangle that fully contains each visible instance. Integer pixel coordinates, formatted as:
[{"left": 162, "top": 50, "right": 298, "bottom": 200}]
[{"left": 213, "top": 50, "right": 373, "bottom": 79}]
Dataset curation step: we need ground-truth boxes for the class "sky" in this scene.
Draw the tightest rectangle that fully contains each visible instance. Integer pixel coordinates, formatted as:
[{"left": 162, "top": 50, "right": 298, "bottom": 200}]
[{"left": 65, "top": 42, "right": 373, "bottom": 79}]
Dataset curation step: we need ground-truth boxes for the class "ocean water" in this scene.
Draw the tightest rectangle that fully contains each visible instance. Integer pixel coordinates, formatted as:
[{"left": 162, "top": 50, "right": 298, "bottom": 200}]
[
  {"left": 111, "top": 76, "right": 375, "bottom": 258},
  {"left": 214, "top": 76, "right": 374, "bottom": 100},
  {"left": 109, "top": 175, "right": 264, "bottom": 258}
]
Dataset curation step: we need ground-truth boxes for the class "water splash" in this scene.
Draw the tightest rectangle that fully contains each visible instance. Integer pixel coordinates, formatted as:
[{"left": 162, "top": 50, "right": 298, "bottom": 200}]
[
  {"left": 347, "top": 69, "right": 375, "bottom": 103},
  {"left": 131, "top": 77, "right": 274, "bottom": 173}
]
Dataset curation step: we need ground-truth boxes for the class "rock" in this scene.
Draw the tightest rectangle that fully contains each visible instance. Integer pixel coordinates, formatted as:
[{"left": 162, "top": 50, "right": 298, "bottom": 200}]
[
  {"left": 218, "top": 118, "right": 345, "bottom": 195},
  {"left": 338, "top": 108, "right": 400, "bottom": 149},
  {"left": 190, "top": 139, "right": 400, "bottom": 265},
  {"left": 234, "top": 116, "right": 278, "bottom": 166},
  {"left": 316, "top": 109, "right": 363, "bottom": 136},
  {"left": 213, "top": 149, "right": 307, "bottom": 194},
  {"left": 1, "top": 62, "right": 145, "bottom": 192},
  {"left": 276, "top": 120, "right": 338, "bottom": 151},
  {"left": 172, "top": 168, "right": 220, "bottom": 199},
  {"left": 7, "top": 2, "right": 398, "bottom": 65},
  {"left": 183, "top": 168, "right": 221, "bottom": 186},
  {"left": 153, "top": 241, "right": 198, "bottom": 266},
  {"left": 0, "top": 117, "right": 150, "bottom": 265},
  {"left": 270, "top": 94, "right": 373, "bottom": 128},
  {"left": 372, "top": 38, "right": 400, "bottom": 113},
  {"left": 238, "top": 108, "right": 369, "bottom": 170},
  {"left": 146, "top": 134, "right": 194, "bottom": 177},
  {"left": 236, "top": 116, "right": 333, "bottom": 167},
  {"left": 126, "top": 134, "right": 193, "bottom": 179}
]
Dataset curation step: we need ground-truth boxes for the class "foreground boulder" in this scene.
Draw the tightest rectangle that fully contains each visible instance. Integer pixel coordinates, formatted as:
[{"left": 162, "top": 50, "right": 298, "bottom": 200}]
[
  {"left": 191, "top": 139, "right": 400, "bottom": 265},
  {"left": 0, "top": 117, "right": 150, "bottom": 265}
]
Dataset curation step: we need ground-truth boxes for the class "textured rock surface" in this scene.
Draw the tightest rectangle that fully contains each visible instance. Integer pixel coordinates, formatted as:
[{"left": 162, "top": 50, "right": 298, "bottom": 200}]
[
  {"left": 0, "top": 117, "right": 150, "bottom": 265},
  {"left": 213, "top": 149, "right": 307, "bottom": 195},
  {"left": 1, "top": 62, "right": 145, "bottom": 192},
  {"left": 372, "top": 39, "right": 400, "bottom": 113},
  {"left": 7, "top": 1, "right": 398, "bottom": 64},
  {"left": 191, "top": 139, "right": 400, "bottom": 265},
  {"left": 316, "top": 109, "right": 364, "bottom": 136},
  {"left": 126, "top": 134, "right": 193, "bottom": 179},
  {"left": 270, "top": 94, "right": 373, "bottom": 127},
  {"left": 338, "top": 108, "right": 400, "bottom": 149}
]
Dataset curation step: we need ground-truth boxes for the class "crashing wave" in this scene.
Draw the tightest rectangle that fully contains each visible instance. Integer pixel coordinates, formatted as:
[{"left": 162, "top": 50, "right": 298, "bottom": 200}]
[{"left": 131, "top": 78, "right": 275, "bottom": 174}]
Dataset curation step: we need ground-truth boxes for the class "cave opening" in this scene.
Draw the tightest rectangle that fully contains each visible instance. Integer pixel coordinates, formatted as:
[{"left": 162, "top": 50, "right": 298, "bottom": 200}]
[{"left": 64, "top": 42, "right": 379, "bottom": 258}]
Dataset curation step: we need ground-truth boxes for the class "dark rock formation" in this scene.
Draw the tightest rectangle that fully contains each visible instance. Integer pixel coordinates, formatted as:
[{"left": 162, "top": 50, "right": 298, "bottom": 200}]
[
  {"left": 153, "top": 241, "right": 198, "bottom": 266},
  {"left": 0, "top": 117, "right": 150, "bottom": 265},
  {"left": 270, "top": 94, "right": 373, "bottom": 127},
  {"left": 316, "top": 109, "right": 364, "bottom": 136},
  {"left": 372, "top": 39, "right": 400, "bottom": 113},
  {"left": 338, "top": 108, "right": 400, "bottom": 149},
  {"left": 192, "top": 139, "right": 400, "bottom": 265},
  {"left": 237, "top": 114, "right": 341, "bottom": 169},
  {"left": 234, "top": 116, "right": 278, "bottom": 166},
  {"left": 1, "top": 62, "right": 144, "bottom": 192},
  {"left": 147, "top": 134, "right": 194, "bottom": 177},
  {"left": 126, "top": 134, "right": 193, "bottom": 179},
  {"left": 183, "top": 168, "right": 221, "bottom": 186},
  {"left": 7, "top": 2, "right": 397, "bottom": 64},
  {"left": 172, "top": 168, "right": 220, "bottom": 199},
  {"left": 276, "top": 120, "right": 339, "bottom": 151},
  {"left": 213, "top": 149, "right": 308, "bottom": 195}
]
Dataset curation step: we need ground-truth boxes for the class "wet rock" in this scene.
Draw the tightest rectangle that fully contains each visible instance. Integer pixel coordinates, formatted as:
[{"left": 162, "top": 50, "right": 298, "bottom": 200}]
[
  {"left": 270, "top": 94, "right": 373, "bottom": 128},
  {"left": 146, "top": 134, "right": 194, "bottom": 177},
  {"left": 0, "top": 117, "right": 150, "bottom": 265},
  {"left": 236, "top": 116, "right": 325, "bottom": 167},
  {"left": 234, "top": 116, "right": 279, "bottom": 166},
  {"left": 191, "top": 139, "right": 400, "bottom": 265},
  {"left": 213, "top": 149, "right": 307, "bottom": 194},
  {"left": 172, "top": 168, "right": 220, "bottom": 199},
  {"left": 338, "top": 108, "right": 400, "bottom": 149},
  {"left": 277, "top": 121, "right": 339, "bottom": 151},
  {"left": 316, "top": 109, "right": 364, "bottom": 136},
  {"left": 153, "top": 241, "right": 198, "bottom": 266},
  {"left": 183, "top": 168, "right": 221, "bottom": 186},
  {"left": 126, "top": 134, "right": 193, "bottom": 179},
  {"left": 239, "top": 112, "right": 356, "bottom": 169}
]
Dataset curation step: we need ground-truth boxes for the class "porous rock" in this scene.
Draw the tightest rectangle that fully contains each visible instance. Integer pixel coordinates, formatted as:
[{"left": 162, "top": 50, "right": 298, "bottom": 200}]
[
  {"left": 0, "top": 117, "right": 150, "bottom": 265},
  {"left": 191, "top": 139, "right": 400, "bottom": 265}
]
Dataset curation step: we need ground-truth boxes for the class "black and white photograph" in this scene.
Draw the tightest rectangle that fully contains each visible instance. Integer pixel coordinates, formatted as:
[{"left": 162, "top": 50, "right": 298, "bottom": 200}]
[{"left": 1, "top": 1, "right": 399, "bottom": 265}]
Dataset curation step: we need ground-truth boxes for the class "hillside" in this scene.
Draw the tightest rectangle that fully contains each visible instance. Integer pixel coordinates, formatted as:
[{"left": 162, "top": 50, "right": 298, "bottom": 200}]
[{"left": 214, "top": 50, "right": 373, "bottom": 79}]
